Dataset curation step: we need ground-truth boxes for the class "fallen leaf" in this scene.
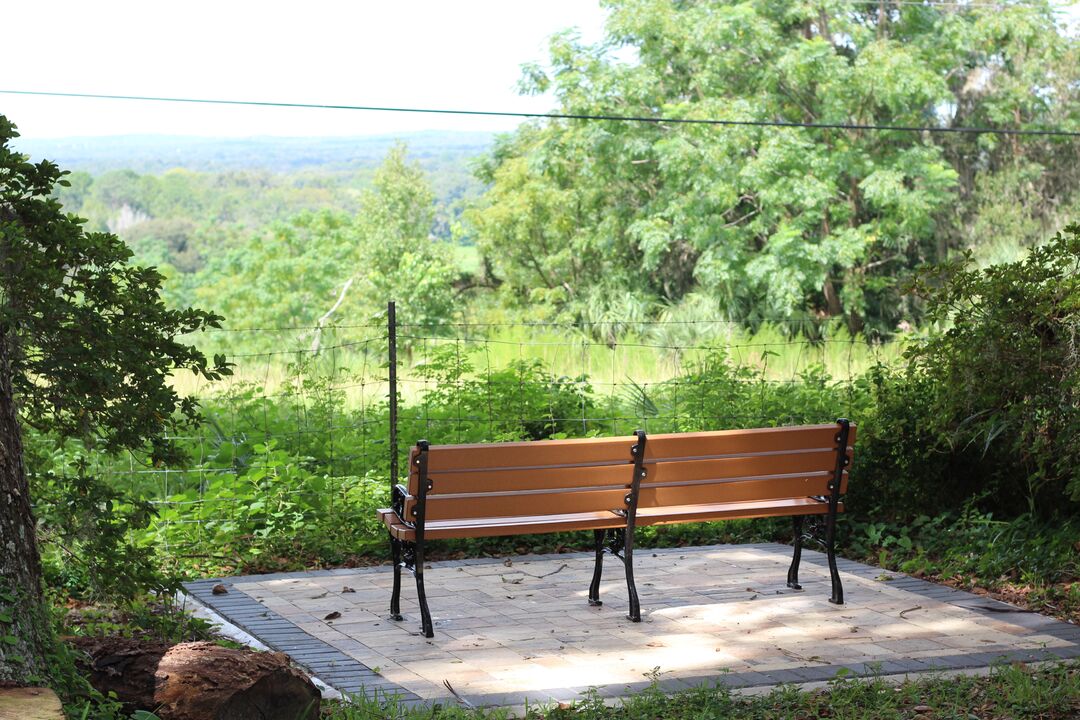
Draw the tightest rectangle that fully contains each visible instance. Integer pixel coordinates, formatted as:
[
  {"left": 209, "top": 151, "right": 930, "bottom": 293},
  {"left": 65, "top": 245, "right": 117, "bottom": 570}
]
[{"left": 324, "top": 611, "right": 341, "bottom": 621}]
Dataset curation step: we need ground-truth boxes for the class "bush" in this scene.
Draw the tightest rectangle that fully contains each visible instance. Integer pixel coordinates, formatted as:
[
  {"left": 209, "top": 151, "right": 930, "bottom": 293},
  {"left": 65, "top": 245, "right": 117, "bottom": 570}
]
[{"left": 860, "top": 224, "right": 1080, "bottom": 519}]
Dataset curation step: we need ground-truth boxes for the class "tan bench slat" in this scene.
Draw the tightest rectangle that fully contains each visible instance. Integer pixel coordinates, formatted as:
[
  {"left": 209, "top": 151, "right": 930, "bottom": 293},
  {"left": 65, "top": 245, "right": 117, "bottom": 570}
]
[
  {"left": 422, "top": 462, "right": 634, "bottom": 494},
  {"left": 645, "top": 424, "right": 856, "bottom": 461},
  {"left": 646, "top": 449, "right": 846, "bottom": 483},
  {"left": 381, "top": 509, "right": 625, "bottom": 541},
  {"left": 636, "top": 498, "right": 842, "bottom": 526},
  {"left": 412, "top": 435, "right": 638, "bottom": 474},
  {"left": 405, "top": 486, "right": 629, "bottom": 522},
  {"left": 638, "top": 472, "right": 840, "bottom": 508}
]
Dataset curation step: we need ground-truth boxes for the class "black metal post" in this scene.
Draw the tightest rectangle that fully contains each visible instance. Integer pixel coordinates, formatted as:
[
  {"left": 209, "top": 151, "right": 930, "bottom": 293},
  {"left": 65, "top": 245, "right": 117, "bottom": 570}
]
[
  {"left": 787, "top": 516, "right": 804, "bottom": 590},
  {"left": 588, "top": 529, "right": 605, "bottom": 606},
  {"left": 826, "top": 418, "right": 850, "bottom": 605},
  {"left": 388, "top": 301, "right": 398, "bottom": 493},
  {"left": 623, "top": 430, "right": 647, "bottom": 622},
  {"left": 413, "top": 439, "right": 434, "bottom": 637}
]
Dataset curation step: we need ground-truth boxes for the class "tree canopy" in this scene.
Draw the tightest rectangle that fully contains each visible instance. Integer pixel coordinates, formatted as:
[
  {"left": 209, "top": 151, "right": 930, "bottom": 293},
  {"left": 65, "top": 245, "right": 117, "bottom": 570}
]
[
  {"left": 0, "top": 114, "right": 230, "bottom": 683},
  {"left": 470, "top": 0, "right": 1080, "bottom": 333},
  {"left": 189, "top": 145, "right": 458, "bottom": 352}
]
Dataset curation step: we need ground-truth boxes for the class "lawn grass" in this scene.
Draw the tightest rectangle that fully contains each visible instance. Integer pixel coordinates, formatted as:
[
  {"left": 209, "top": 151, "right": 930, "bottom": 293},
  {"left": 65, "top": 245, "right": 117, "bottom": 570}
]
[{"left": 324, "top": 662, "right": 1080, "bottom": 719}]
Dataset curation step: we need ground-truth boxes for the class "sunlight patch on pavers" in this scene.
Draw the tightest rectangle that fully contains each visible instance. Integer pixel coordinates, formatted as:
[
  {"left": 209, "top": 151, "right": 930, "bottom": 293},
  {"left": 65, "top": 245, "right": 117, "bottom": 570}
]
[{"left": 185, "top": 544, "right": 1080, "bottom": 708}]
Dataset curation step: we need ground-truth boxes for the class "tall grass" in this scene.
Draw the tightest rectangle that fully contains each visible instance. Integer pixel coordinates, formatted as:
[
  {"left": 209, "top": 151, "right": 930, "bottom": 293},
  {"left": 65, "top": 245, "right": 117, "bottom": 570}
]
[{"left": 172, "top": 323, "right": 904, "bottom": 406}]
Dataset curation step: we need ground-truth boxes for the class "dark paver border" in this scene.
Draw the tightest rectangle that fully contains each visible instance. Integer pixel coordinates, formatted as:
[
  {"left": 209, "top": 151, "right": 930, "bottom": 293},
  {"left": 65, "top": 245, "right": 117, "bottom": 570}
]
[
  {"left": 184, "top": 577, "right": 425, "bottom": 705},
  {"left": 184, "top": 543, "right": 1080, "bottom": 708}
]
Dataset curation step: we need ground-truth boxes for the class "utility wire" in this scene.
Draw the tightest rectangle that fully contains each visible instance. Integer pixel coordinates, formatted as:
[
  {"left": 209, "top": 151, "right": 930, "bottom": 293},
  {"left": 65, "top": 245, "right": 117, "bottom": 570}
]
[
  {"left": 2, "top": 89, "right": 1078, "bottom": 138},
  {"left": 842, "top": 1, "right": 1040, "bottom": 6}
]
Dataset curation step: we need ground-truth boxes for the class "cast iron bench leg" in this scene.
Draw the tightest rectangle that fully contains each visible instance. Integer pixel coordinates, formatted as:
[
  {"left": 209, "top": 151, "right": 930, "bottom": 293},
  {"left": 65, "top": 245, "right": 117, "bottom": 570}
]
[
  {"left": 588, "top": 529, "right": 605, "bottom": 606},
  {"left": 826, "top": 418, "right": 848, "bottom": 605},
  {"left": 826, "top": 512, "right": 844, "bottom": 605},
  {"left": 623, "top": 528, "right": 641, "bottom": 622},
  {"left": 389, "top": 533, "right": 403, "bottom": 621},
  {"left": 414, "top": 539, "right": 434, "bottom": 637},
  {"left": 786, "top": 516, "right": 803, "bottom": 590}
]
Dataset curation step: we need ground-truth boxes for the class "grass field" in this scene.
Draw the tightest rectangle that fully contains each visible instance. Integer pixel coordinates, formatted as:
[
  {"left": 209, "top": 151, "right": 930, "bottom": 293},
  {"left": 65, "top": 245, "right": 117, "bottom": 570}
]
[{"left": 172, "top": 323, "right": 905, "bottom": 408}]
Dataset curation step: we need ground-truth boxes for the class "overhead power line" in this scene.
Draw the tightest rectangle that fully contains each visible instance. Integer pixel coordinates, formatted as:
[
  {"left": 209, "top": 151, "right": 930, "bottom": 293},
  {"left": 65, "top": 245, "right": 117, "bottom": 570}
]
[
  {"left": 2, "top": 88, "right": 1078, "bottom": 138},
  {"left": 843, "top": 1, "right": 1038, "bottom": 7}
]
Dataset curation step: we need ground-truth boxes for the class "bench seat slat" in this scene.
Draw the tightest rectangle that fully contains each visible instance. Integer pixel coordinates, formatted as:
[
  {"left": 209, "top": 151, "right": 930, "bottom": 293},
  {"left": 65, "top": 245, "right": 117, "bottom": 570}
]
[
  {"left": 379, "top": 508, "right": 625, "bottom": 541},
  {"left": 635, "top": 497, "right": 842, "bottom": 526},
  {"left": 645, "top": 424, "right": 856, "bottom": 461}
]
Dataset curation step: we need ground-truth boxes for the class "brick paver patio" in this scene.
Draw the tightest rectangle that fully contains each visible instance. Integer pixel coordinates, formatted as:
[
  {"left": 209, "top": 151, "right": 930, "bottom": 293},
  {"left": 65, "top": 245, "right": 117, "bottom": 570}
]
[{"left": 185, "top": 543, "right": 1080, "bottom": 709}]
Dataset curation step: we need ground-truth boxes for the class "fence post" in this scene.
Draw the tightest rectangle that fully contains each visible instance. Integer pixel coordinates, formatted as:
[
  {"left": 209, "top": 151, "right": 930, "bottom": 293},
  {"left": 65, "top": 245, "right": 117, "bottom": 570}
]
[{"left": 388, "top": 300, "right": 398, "bottom": 492}]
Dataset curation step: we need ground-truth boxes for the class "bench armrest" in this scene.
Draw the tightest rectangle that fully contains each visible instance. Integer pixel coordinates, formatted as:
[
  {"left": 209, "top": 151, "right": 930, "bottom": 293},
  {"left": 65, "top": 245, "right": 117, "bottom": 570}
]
[{"left": 391, "top": 483, "right": 410, "bottom": 522}]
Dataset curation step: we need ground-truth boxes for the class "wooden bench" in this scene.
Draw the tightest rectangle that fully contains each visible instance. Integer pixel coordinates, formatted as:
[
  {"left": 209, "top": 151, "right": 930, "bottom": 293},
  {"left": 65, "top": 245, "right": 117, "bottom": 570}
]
[{"left": 378, "top": 419, "right": 855, "bottom": 637}]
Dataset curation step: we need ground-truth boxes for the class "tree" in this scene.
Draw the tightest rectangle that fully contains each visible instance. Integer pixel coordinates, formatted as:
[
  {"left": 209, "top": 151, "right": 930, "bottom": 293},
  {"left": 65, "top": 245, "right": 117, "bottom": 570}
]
[
  {"left": 351, "top": 144, "right": 457, "bottom": 336},
  {"left": 470, "top": 0, "right": 1080, "bottom": 333},
  {"left": 0, "top": 115, "right": 230, "bottom": 684},
  {"left": 192, "top": 209, "right": 360, "bottom": 348},
  {"left": 190, "top": 145, "right": 457, "bottom": 353}
]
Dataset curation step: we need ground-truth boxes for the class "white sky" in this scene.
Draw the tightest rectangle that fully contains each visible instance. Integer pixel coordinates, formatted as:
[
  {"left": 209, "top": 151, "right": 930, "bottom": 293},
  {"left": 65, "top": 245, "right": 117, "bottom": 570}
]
[
  {"left": 2, "top": 1, "right": 1078, "bottom": 140},
  {"left": 1, "top": 0, "right": 609, "bottom": 139}
]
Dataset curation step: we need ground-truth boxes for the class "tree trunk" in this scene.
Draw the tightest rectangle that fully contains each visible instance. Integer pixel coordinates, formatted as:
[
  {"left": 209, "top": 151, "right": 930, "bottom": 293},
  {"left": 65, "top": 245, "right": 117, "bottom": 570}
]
[
  {"left": 71, "top": 638, "right": 321, "bottom": 720},
  {"left": 0, "top": 326, "right": 52, "bottom": 685},
  {"left": 822, "top": 277, "right": 844, "bottom": 318}
]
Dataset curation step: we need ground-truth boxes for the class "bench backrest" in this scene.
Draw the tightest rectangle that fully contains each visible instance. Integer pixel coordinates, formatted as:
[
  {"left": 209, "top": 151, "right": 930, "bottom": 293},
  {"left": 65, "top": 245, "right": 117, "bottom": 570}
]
[
  {"left": 402, "top": 434, "right": 642, "bottom": 522},
  {"left": 638, "top": 424, "right": 856, "bottom": 510},
  {"left": 401, "top": 422, "right": 854, "bottom": 524}
]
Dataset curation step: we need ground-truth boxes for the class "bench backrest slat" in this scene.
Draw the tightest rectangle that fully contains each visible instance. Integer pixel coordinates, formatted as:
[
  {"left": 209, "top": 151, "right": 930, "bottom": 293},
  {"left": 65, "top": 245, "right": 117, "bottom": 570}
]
[
  {"left": 415, "top": 436, "right": 638, "bottom": 476},
  {"left": 645, "top": 449, "right": 841, "bottom": 483},
  {"left": 639, "top": 472, "right": 846, "bottom": 508},
  {"left": 644, "top": 424, "right": 856, "bottom": 461},
  {"left": 419, "top": 462, "right": 636, "bottom": 494}
]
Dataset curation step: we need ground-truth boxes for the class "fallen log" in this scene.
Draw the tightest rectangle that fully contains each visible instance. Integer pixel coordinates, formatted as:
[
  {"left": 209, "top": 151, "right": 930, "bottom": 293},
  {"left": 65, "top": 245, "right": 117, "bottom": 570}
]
[{"left": 70, "top": 637, "right": 320, "bottom": 720}]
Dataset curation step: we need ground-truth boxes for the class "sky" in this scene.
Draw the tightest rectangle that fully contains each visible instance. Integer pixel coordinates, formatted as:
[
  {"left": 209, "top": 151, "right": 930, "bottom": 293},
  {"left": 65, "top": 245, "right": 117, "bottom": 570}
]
[
  {"left": 2, "top": 1, "right": 1078, "bottom": 140},
  {"left": 1, "top": 0, "right": 609, "bottom": 139}
]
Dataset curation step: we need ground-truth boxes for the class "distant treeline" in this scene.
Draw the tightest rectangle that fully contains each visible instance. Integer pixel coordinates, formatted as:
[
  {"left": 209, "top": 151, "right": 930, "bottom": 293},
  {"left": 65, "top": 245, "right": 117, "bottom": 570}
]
[{"left": 13, "top": 131, "right": 493, "bottom": 174}]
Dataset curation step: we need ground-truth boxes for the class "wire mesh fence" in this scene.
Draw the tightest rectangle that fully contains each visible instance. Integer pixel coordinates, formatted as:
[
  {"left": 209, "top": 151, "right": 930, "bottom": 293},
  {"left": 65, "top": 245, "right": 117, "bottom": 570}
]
[{"left": 57, "top": 302, "right": 896, "bottom": 569}]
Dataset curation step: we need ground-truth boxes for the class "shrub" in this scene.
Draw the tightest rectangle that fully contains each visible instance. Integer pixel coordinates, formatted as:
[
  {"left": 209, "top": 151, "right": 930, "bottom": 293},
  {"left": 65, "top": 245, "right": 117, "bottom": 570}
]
[{"left": 856, "top": 224, "right": 1080, "bottom": 520}]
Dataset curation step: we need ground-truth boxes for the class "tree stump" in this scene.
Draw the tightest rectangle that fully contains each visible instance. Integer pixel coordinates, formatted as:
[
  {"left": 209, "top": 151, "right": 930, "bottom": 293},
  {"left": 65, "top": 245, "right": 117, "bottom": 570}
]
[
  {"left": 70, "top": 638, "right": 321, "bottom": 720},
  {"left": 0, "top": 687, "right": 64, "bottom": 720}
]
